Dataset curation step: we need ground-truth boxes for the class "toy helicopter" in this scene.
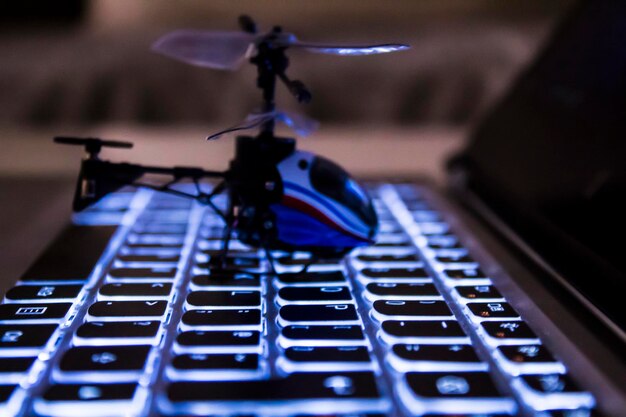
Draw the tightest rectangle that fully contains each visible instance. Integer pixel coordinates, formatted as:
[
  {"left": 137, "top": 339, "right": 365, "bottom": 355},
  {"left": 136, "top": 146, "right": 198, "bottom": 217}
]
[{"left": 55, "top": 15, "right": 409, "bottom": 270}]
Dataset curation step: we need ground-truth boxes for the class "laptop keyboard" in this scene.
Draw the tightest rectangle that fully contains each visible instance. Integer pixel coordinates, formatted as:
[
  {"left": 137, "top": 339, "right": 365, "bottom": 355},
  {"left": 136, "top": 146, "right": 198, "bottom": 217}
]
[{"left": 0, "top": 183, "right": 597, "bottom": 416}]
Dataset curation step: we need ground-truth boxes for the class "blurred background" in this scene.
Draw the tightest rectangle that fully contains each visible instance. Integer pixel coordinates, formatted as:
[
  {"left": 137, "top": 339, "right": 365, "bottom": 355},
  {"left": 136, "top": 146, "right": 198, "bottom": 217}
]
[{"left": 0, "top": 0, "right": 574, "bottom": 282}]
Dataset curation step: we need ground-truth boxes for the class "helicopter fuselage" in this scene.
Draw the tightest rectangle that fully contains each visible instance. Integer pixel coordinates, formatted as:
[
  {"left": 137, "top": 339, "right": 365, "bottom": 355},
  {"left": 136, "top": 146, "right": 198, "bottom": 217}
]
[{"left": 227, "top": 135, "right": 377, "bottom": 258}]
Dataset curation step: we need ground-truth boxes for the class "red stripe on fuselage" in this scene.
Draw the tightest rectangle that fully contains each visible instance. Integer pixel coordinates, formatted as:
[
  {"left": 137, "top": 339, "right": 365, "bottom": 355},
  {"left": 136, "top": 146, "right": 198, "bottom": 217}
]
[{"left": 281, "top": 194, "right": 368, "bottom": 242}]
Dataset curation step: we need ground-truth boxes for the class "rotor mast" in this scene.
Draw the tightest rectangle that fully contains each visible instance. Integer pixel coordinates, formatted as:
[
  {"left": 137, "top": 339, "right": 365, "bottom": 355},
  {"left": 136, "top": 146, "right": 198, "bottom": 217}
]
[{"left": 240, "top": 15, "right": 311, "bottom": 140}]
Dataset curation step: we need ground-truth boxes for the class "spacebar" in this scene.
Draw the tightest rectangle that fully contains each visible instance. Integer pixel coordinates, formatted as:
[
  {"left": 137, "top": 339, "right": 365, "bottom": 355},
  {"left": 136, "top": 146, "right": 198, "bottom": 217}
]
[{"left": 164, "top": 372, "right": 388, "bottom": 414}]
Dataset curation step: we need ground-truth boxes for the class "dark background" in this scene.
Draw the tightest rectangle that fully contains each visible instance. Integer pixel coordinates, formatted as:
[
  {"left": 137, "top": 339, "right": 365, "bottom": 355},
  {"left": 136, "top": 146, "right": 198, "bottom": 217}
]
[{"left": 0, "top": 0, "right": 573, "bottom": 127}]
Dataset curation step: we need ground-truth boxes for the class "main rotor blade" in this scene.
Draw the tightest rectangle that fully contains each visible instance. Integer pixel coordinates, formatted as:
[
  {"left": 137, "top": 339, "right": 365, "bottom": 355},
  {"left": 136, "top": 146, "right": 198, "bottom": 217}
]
[
  {"left": 273, "top": 111, "right": 319, "bottom": 137},
  {"left": 289, "top": 41, "right": 410, "bottom": 56},
  {"left": 151, "top": 30, "right": 257, "bottom": 70},
  {"left": 206, "top": 110, "right": 319, "bottom": 141}
]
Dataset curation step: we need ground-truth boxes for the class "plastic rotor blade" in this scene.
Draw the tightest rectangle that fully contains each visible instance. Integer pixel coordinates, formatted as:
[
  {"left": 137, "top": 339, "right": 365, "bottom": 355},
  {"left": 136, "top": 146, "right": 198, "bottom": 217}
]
[
  {"left": 206, "top": 116, "right": 271, "bottom": 141},
  {"left": 151, "top": 30, "right": 257, "bottom": 70},
  {"left": 206, "top": 110, "right": 319, "bottom": 141},
  {"left": 273, "top": 111, "right": 319, "bottom": 137},
  {"left": 289, "top": 41, "right": 410, "bottom": 56}
]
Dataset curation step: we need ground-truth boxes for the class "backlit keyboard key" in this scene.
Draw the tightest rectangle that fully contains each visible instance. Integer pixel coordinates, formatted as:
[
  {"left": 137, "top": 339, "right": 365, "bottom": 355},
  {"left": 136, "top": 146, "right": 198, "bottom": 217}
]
[
  {"left": 357, "top": 253, "right": 420, "bottom": 263},
  {"left": 436, "top": 254, "right": 476, "bottom": 264},
  {"left": 163, "top": 372, "right": 386, "bottom": 414},
  {"left": 197, "top": 256, "right": 261, "bottom": 270},
  {"left": 401, "top": 371, "right": 515, "bottom": 414},
  {"left": 108, "top": 267, "right": 177, "bottom": 279},
  {"left": 481, "top": 321, "right": 538, "bottom": 343},
  {"left": 57, "top": 345, "right": 150, "bottom": 379},
  {"left": 498, "top": 344, "right": 557, "bottom": 364},
  {"left": 117, "top": 254, "right": 180, "bottom": 263},
  {"left": 0, "top": 324, "right": 58, "bottom": 351},
  {"left": 277, "top": 271, "right": 347, "bottom": 286},
  {"left": 170, "top": 353, "right": 259, "bottom": 375},
  {"left": 380, "top": 320, "right": 468, "bottom": 344},
  {"left": 36, "top": 383, "right": 138, "bottom": 417},
  {"left": 279, "top": 304, "right": 358, "bottom": 325},
  {"left": 192, "top": 272, "right": 261, "bottom": 288},
  {"left": 417, "top": 222, "right": 449, "bottom": 236},
  {"left": 444, "top": 268, "right": 487, "bottom": 280},
  {"left": 455, "top": 285, "right": 503, "bottom": 300},
  {"left": 496, "top": 344, "right": 565, "bottom": 375},
  {"left": 181, "top": 309, "right": 262, "bottom": 330},
  {"left": 98, "top": 283, "right": 172, "bottom": 298},
  {"left": 361, "top": 267, "right": 429, "bottom": 279},
  {"left": 175, "top": 330, "right": 261, "bottom": 353},
  {"left": 186, "top": 291, "right": 261, "bottom": 308},
  {"left": 517, "top": 374, "right": 595, "bottom": 410},
  {"left": 280, "top": 346, "right": 372, "bottom": 372},
  {"left": 75, "top": 321, "right": 160, "bottom": 345},
  {"left": 426, "top": 235, "right": 462, "bottom": 249},
  {"left": 4, "top": 285, "right": 82, "bottom": 302},
  {"left": 280, "top": 325, "right": 365, "bottom": 348},
  {"left": 365, "top": 283, "right": 440, "bottom": 299},
  {"left": 467, "top": 302, "right": 520, "bottom": 319},
  {"left": 88, "top": 301, "right": 167, "bottom": 319},
  {"left": 285, "top": 346, "right": 370, "bottom": 363},
  {"left": 373, "top": 300, "right": 452, "bottom": 320},
  {"left": 0, "top": 303, "right": 72, "bottom": 322},
  {"left": 0, "top": 357, "right": 36, "bottom": 377},
  {"left": 389, "top": 344, "right": 486, "bottom": 372},
  {"left": 277, "top": 286, "right": 352, "bottom": 303}
]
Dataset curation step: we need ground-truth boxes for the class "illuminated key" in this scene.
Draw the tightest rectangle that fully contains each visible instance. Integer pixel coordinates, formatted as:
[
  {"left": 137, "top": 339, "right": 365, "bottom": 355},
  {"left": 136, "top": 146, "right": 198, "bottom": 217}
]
[
  {"left": 56, "top": 345, "right": 151, "bottom": 382},
  {"left": 88, "top": 301, "right": 167, "bottom": 320},
  {"left": 357, "top": 253, "right": 420, "bottom": 263},
  {"left": 108, "top": 267, "right": 177, "bottom": 280},
  {"left": 181, "top": 309, "right": 262, "bottom": 331},
  {"left": 455, "top": 285, "right": 503, "bottom": 300},
  {"left": 279, "top": 325, "right": 365, "bottom": 348},
  {"left": 74, "top": 321, "right": 160, "bottom": 346},
  {"left": 191, "top": 272, "right": 261, "bottom": 289},
  {"left": 277, "top": 286, "right": 352, "bottom": 304},
  {"left": 35, "top": 383, "right": 139, "bottom": 417},
  {"left": 276, "top": 271, "right": 347, "bottom": 287},
  {"left": 279, "top": 346, "right": 372, "bottom": 373},
  {"left": 279, "top": 304, "right": 359, "bottom": 326},
  {"left": 116, "top": 253, "right": 180, "bottom": 263},
  {"left": 0, "top": 357, "right": 36, "bottom": 383},
  {"left": 0, "top": 324, "right": 58, "bottom": 354},
  {"left": 466, "top": 302, "right": 520, "bottom": 320},
  {"left": 162, "top": 372, "right": 387, "bottom": 415},
  {"left": 388, "top": 344, "right": 486, "bottom": 372},
  {"left": 380, "top": 321, "right": 469, "bottom": 345},
  {"left": 480, "top": 321, "right": 539, "bottom": 345},
  {"left": 175, "top": 330, "right": 261, "bottom": 354},
  {"left": 361, "top": 267, "right": 429, "bottom": 279},
  {"left": 400, "top": 372, "right": 516, "bottom": 415},
  {"left": 286, "top": 346, "right": 370, "bottom": 363},
  {"left": 372, "top": 300, "right": 453, "bottom": 321},
  {"left": 0, "top": 304, "right": 72, "bottom": 323},
  {"left": 4, "top": 285, "right": 82, "bottom": 302},
  {"left": 186, "top": 291, "right": 261, "bottom": 308},
  {"left": 426, "top": 235, "right": 462, "bottom": 249},
  {"left": 168, "top": 353, "right": 261, "bottom": 380},
  {"left": 98, "top": 283, "right": 172, "bottom": 299},
  {"left": 496, "top": 345, "right": 565, "bottom": 375},
  {"left": 364, "top": 283, "right": 440, "bottom": 301},
  {"left": 516, "top": 374, "right": 595, "bottom": 411}
]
